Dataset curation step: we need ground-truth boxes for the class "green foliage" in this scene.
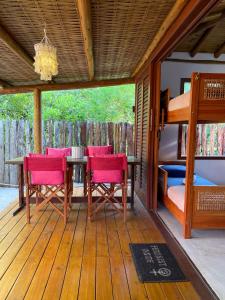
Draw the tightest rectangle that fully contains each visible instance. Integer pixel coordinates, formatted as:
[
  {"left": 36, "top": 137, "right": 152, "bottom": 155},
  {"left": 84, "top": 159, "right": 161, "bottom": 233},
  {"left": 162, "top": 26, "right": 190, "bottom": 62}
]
[{"left": 0, "top": 84, "right": 135, "bottom": 123}]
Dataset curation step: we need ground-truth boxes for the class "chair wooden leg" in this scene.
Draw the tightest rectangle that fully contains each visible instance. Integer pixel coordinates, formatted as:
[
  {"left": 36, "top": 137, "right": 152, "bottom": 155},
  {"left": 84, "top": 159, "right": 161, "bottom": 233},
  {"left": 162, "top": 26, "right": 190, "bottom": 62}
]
[
  {"left": 64, "top": 189, "right": 68, "bottom": 225},
  {"left": 88, "top": 185, "right": 92, "bottom": 221},
  {"left": 123, "top": 185, "right": 127, "bottom": 223},
  {"left": 26, "top": 188, "right": 30, "bottom": 224}
]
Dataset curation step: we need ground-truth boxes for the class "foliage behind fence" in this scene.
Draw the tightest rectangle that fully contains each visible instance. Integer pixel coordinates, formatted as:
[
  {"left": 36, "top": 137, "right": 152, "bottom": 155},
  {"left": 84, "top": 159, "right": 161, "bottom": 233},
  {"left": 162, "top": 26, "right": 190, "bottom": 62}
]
[{"left": 0, "top": 120, "right": 134, "bottom": 185}]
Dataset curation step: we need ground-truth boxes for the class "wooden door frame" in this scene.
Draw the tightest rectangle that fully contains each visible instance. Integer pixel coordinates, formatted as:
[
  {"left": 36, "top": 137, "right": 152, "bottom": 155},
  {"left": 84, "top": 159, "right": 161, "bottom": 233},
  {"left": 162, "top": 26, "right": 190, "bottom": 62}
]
[{"left": 135, "top": 0, "right": 220, "bottom": 210}]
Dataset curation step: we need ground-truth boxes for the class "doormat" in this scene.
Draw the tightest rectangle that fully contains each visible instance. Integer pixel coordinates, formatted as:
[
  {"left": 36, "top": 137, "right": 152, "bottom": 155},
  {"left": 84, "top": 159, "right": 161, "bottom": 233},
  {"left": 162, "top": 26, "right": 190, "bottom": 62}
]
[{"left": 129, "top": 243, "right": 186, "bottom": 283}]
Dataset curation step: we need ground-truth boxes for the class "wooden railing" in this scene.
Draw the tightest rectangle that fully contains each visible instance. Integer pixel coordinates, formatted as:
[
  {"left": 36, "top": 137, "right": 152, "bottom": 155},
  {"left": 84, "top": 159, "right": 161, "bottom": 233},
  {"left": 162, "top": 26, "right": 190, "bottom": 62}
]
[{"left": 0, "top": 120, "right": 134, "bottom": 185}]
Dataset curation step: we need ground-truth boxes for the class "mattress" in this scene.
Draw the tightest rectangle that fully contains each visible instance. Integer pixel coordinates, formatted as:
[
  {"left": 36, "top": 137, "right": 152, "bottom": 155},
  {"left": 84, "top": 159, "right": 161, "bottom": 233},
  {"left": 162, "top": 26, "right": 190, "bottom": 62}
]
[
  {"left": 167, "top": 185, "right": 185, "bottom": 212},
  {"left": 167, "top": 175, "right": 216, "bottom": 187},
  {"left": 168, "top": 91, "right": 190, "bottom": 111}
]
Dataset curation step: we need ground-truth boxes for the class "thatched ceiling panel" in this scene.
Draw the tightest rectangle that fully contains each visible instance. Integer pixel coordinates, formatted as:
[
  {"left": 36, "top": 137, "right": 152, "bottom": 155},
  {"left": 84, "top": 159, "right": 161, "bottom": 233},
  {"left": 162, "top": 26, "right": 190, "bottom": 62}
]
[
  {"left": 91, "top": 0, "right": 176, "bottom": 80},
  {"left": 0, "top": 40, "right": 39, "bottom": 84}
]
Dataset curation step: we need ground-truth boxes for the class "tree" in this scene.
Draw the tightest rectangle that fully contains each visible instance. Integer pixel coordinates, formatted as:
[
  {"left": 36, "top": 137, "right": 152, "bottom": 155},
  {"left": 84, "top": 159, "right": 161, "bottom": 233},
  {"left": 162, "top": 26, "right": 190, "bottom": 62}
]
[{"left": 0, "top": 84, "right": 135, "bottom": 123}]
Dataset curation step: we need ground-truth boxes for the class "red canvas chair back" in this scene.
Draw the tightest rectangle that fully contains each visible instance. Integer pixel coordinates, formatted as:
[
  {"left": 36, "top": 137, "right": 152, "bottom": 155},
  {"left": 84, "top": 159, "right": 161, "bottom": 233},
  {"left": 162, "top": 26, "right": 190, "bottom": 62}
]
[
  {"left": 24, "top": 155, "right": 66, "bottom": 185},
  {"left": 46, "top": 147, "right": 72, "bottom": 156},
  {"left": 85, "top": 145, "right": 113, "bottom": 156},
  {"left": 87, "top": 154, "right": 127, "bottom": 183}
]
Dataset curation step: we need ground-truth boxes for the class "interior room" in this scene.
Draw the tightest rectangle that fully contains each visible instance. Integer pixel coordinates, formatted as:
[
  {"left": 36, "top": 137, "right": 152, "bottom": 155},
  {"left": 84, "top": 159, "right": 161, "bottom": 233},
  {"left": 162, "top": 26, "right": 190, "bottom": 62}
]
[{"left": 157, "top": 6, "right": 225, "bottom": 296}]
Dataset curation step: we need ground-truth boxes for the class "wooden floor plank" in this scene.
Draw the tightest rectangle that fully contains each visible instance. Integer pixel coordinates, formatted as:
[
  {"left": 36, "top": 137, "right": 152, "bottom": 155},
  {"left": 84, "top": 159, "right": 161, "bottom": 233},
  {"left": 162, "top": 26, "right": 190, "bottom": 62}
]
[
  {"left": 78, "top": 255, "right": 96, "bottom": 300},
  {"left": 110, "top": 254, "right": 131, "bottom": 300},
  {"left": 60, "top": 204, "right": 86, "bottom": 300},
  {"left": 42, "top": 209, "right": 79, "bottom": 300},
  {"left": 0, "top": 209, "right": 52, "bottom": 299},
  {"left": 177, "top": 282, "right": 201, "bottom": 300},
  {"left": 96, "top": 209, "right": 109, "bottom": 257},
  {"left": 106, "top": 210, "right": 131, "bottom": 300},
  {"left": 160, "top": 283, "right": 185, "bottom": 300},
  {"left": 25, "top": 211, "right": 66, "bottom": 300},
  {"left": 0, "top": 193, "right": 202, "bottom": 300},
  {"left": 0, "top": 214, "right": 27, "bottom": 257},
  {"left": 0, "top": 209, "right": 26, "bottom": 243},
  {"left": 6, "top": 212, "right": 60, "bottom": 300},
  {"left": 124, "top": 255, "right": 149, "bottom": 300},
  {"left": 0, "top": 202, "right": 18, "bottom": 231},
  {"left": 0, "top": 201, "right": 17, "bottom": 221},
  {"left": 96, "top": 257, "right": 113, "bottom": 300},
  {"left": 0, "top": 206, "right": 45, "bottom": 279}
]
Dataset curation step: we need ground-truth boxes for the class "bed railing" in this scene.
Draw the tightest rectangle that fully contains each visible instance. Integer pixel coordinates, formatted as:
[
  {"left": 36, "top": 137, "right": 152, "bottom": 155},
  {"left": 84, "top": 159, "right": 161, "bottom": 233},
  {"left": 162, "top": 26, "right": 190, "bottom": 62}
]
[{"left": 192, "top": 186, "right": 225, "bottom": 228}]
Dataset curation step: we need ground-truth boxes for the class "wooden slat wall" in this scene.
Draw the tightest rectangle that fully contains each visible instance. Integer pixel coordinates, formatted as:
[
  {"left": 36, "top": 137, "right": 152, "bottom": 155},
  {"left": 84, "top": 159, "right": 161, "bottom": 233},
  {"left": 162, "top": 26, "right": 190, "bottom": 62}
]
[
  {"left": 135, "top": 72, "right": 151, "bottom": 207},
  {"left": 0, "top": 120, "right": 134, "bottom": 185}
]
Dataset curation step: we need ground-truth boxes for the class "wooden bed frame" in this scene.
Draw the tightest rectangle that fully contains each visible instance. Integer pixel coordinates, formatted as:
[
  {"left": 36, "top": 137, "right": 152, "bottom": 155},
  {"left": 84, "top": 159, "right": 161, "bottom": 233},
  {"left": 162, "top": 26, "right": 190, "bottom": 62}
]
[{"left": 159, "top": 73, "right": 225, "bottom": 238}]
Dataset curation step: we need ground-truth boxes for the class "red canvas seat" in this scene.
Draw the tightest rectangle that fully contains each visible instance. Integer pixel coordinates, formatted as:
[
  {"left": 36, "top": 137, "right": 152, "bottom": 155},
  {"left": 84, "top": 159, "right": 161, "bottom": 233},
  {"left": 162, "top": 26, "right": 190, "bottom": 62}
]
[
  {"left": 84, "top": 145, "right": 113, "bottom": 195},
  {"left": 85, "top": 145, "right": 113, "bottom": 156},
  {"left": 46, "top": 147, "right": 72, "bottom": 156},
  {"left": 24, "top": 155, "right": 73, "bottom": 225},
  {"left": 87, "top": 154, "right": 128, "bottom": 222}
]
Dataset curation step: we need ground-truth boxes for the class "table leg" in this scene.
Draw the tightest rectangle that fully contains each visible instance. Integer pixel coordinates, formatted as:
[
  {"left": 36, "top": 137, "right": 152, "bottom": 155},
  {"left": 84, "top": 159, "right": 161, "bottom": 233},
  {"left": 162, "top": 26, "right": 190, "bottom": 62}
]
[
  {"left": 83, "top": 164, "right": 87, "bottom": 196},
  {"left": 13, "top": 165, "right": 25, "bottom": 216},
  {"left": 131, "top": 164, "right": 135, "bottom": 209}
]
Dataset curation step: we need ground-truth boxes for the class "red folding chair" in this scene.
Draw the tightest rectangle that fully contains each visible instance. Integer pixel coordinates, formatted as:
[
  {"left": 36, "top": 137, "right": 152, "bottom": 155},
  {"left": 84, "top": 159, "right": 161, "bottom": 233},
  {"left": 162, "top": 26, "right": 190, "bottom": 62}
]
[
  {"left": 87, "top": 154, "right": 128, "bottom": 222},
  {"left": 46, "top": 147, "right": 72, "bottom": 156},
  {"left": 85, "top": 145, "right": 113, "bottom": 156},
  {"left": 84, "top": 146, "right": 113, "bottom": 195},
  {"left": 24, "top": 155, "right": 73, "bottom": 225}
]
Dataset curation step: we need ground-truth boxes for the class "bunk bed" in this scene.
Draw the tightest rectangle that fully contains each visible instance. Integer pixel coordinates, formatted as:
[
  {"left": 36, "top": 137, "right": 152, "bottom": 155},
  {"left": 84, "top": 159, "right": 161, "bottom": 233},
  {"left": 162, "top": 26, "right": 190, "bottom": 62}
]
[{"left": 159, "top": 73, "right": 225, "bottom": 238}]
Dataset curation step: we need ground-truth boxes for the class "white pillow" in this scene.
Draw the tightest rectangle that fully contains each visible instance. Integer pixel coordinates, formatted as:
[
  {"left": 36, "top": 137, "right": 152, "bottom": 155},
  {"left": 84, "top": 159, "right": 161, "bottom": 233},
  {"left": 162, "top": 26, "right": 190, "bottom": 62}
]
[{"left": 183, "top": 175, "right": 196, "bottom": 184}]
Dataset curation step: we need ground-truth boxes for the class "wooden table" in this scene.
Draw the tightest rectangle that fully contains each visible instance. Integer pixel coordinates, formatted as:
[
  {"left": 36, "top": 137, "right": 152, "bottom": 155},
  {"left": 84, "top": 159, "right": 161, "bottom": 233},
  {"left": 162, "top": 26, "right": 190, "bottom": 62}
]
[{"left": 6, "top": 156, "right": 140, "bottom": 216}]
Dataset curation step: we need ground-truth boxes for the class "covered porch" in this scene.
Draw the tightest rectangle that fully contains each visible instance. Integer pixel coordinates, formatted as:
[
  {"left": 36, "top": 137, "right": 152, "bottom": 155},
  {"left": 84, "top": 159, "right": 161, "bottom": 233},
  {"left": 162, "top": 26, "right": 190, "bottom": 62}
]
[{"left": 0, "top": 0, "right": 222, "bottom": 299}]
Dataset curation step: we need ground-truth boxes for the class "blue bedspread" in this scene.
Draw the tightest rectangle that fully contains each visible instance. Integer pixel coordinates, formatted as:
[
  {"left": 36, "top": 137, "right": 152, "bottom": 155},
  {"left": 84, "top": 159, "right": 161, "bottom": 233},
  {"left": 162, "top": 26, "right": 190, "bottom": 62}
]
[{"left": 167, "top": 175, "right": 216, "bottom": 187}]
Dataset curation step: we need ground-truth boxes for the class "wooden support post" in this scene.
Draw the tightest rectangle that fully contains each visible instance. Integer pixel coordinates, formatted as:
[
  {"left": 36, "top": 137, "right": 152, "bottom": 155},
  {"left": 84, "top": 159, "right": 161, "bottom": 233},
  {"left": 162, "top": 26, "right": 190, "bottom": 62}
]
[
  {"left": 183, "top": 73, "right": 200, "bottom": 239},
  {"left": 33, "top": 88, "right": 42, "bottom": 153}
]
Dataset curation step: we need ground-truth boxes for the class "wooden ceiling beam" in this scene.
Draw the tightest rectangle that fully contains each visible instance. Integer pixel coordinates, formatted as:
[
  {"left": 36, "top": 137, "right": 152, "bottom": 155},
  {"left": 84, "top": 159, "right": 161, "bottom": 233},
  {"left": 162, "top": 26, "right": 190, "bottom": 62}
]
[
  {"left": 0, "top": 78, "right": 11, "bottom": 88},
  {"left": 132, "top": 0, "right": 188, "bottom": 77},
  {"left": 190, "top": 27, "right": 213, "bottom": 57},
  {"left": 76, "top": 0, "right": 94, "bottom": 80},
  {"left": 0, "top": 77, "right": 134, "bottom": 95},
  {"left": 190, "top": 10, "right": 225, "bottom": 57},
  {"left": 214, "top": 41, "right": 225, "bottom": 58},
  {"left": 0, "top": 23, "right": 34, "bottom": 68}
]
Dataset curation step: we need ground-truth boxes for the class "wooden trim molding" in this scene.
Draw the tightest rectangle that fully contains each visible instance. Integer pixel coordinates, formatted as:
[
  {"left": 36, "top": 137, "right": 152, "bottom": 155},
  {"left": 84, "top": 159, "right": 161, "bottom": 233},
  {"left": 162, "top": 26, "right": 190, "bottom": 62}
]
[
  {"left": 0, "top": 78, "right": 134, "bottom": 94},
  {"left": 76, "top": 0, "right": 94, "bottom": 80},
  {"left": 166, "top": 58, "right": 225, "bottom": 65}
]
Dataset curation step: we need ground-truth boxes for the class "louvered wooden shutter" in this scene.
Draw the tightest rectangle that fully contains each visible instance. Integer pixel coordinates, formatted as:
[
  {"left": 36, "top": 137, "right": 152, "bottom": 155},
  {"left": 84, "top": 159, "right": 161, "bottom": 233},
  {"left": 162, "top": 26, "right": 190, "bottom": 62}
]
[{"left": 135, "top": 74, "right": 151, "bottom": 207}]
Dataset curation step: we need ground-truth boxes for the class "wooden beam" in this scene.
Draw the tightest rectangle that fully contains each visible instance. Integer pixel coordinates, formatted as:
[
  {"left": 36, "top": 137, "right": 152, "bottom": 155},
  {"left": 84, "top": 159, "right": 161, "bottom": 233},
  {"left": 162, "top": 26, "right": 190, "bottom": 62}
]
[
  {"left": 214, "top": 41, "right": 225, "bottom": 58},
  {"left": 190, "top": 10, "right": 225, "bottom": 57},
  {"left": 166, "top": 58, "right": 225, "bottom": 64},
  {"left": 132, "top": 0, "right": 188, "bottom": 77},
  {"left": 0, "top": 79, "right": 11, "bottom": 88},
  {"left": 33, "top": 88, "right": 42, "bottom": 153},
  {"left": 0, "top": 24, "right": 34, "bottom": 68},
  {"left": 194, "top": 19, "right": 219, "bottom": 33},
  {"left": 0, "top": 77, "right": 134, "bottom": 94},
  {"left": 76, "top": 0, "right": 94, "bottom": 80},
  {"left": 190, "top": 27, "right": 212, "bottom": 57}
]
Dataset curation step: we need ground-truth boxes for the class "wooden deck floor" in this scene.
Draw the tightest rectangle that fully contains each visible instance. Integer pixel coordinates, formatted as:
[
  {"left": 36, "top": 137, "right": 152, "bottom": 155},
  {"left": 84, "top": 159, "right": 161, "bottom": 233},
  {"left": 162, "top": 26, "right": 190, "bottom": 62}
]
[{"left": 0, "top": 195, "right": 200, "bottom": 300}]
